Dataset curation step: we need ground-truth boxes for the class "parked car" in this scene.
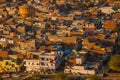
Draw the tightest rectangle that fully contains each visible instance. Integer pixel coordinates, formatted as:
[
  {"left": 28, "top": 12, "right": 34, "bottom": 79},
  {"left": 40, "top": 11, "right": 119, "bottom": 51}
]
[
  {"left": 2, "top": 74, "right": 10, "bottom": 78},
  {"left": 19, "top": 73, "right": 28, "bottom": 77},
  {"left": 11, "top": 74, "right": 20, "bottom": 78}
]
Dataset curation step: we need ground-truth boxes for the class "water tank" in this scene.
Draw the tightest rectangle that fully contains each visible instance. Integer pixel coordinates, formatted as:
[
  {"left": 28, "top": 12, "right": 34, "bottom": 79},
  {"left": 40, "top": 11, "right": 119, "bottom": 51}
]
[{"left": 19, "top": 5, "right": 35, "bottom": 18}]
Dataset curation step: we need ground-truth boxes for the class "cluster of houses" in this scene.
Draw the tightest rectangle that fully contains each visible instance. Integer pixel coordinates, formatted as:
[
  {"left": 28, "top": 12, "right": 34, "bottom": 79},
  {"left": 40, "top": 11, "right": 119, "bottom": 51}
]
[{"left": 0, "top": 0, "right": 120, "bottom": 76}]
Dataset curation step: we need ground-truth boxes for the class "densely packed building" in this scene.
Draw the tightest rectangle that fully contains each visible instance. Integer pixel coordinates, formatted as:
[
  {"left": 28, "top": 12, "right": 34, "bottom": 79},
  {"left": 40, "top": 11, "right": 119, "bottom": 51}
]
[{"left": 0, "top": 0, "right": 120, "bottom": 79}]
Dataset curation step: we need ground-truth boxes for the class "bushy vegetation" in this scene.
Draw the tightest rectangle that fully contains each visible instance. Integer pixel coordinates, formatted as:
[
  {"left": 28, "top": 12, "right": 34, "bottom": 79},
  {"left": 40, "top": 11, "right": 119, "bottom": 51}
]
[{"left": 109, "top": 54, "right": 120, "bottom": 71}]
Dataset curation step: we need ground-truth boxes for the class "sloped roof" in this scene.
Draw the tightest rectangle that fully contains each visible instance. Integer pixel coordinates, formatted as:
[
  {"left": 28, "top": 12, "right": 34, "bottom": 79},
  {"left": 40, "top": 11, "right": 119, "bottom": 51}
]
[
  {"left": 112, "top": 13, "right": 120, "bottom": 19},
  {"left": 17, "top": 53, "right": 24, "bottom": 59},
  {"left": 0, "top": 51, "right": 8, "bottom": 58}
]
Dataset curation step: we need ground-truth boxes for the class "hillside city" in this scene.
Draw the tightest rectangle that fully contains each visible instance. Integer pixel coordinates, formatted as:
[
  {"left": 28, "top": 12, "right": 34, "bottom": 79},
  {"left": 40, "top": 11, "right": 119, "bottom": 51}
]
[{"left": 0, "top": 0, "right": 120, "bottom": 80}]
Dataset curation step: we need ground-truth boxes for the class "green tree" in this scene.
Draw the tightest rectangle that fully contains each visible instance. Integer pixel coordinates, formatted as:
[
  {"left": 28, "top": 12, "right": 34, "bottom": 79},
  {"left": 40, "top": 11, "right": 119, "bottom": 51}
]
[
  {"left": 74, "top": 2, "right": 87, "bottom": 10},
  {"left": 117, "top": 41, "right": 120, "bottom": 46},
  {"left": 24, "top": 72, "right": 41, "bottom": 80},
  {"left": 24, "top": 77, "right": 32, "bottom": 80},
  {"left": 89, "top": 75, "right": 100, "bottom": 80},
  {"left": 115, "top": 27, "right": 120, "bottom": 32},
  {"left": 52, "top": 0, "right": 56, "bottom": 4},
  {"left": 109, "top": 54, "right": 120, "bottom": 71},
  {"left": 54, "top": 72, "right": 70, "bottom": 80},
  {"left": 32, "top": 72, "right": 41, "bottom": 80}
]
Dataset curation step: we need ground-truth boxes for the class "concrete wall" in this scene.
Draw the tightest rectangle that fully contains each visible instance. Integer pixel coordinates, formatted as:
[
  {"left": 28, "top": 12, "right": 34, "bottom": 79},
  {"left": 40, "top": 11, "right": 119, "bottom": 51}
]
[
  {"left": 64, "top": 66, "right": 96, "bottom": 75},
  {"left": 24, "top": 60, "right": 40, "bottom": 71},
  {"left": 39, "top": 53, "right": 56, "bottom": 70}
]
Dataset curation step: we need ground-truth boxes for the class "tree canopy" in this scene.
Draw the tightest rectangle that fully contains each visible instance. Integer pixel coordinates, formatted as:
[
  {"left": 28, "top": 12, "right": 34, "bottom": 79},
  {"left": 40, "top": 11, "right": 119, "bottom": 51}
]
[
  {"left": 89, "top": 75, "right": 100, "bottom": 80},
  {"left": 109, "top": 54, "right": 120, "bottom": 71},
  {"left": 24, "top": 77, "right": 32, "bottom": 80},
  {"left": 32, "top": 72, "right": 41, "bottom": 80},
  {"left": 117, "top": 41, "right": 120, "bottom": 46},
  {"left": 54, "top": 72, "right": 70, "bottom": 80},
  {"left": 24, "top": 72, "right": 41, "bottom": 80}
]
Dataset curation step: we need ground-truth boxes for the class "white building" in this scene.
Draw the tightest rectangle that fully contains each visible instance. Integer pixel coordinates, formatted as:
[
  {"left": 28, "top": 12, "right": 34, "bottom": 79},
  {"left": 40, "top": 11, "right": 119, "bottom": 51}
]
[
  {"left": 64, "top": 65, "right": 96, "bottom": 75},
  {"left": 64, "top": 53, "right": 98, "bottom": 75},
  {"left": 39, "top": 51, "right": 57, "bottom": 70},
  {"left": 76, "top": 54, "right": 86, "bottom": 65},
  {"left": 23, "top": 51, "right": 63, "bottom": 72},
  {"left": 23, "top": 60, "right": 40, "bottom": 72},
  {"left": 99, "top": 7, "right": 115, "bottom": 14}
]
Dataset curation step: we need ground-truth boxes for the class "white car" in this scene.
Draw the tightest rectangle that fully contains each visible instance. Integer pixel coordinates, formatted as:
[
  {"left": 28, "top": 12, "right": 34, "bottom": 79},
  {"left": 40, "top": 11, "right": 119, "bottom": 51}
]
[
  {"left": 11, "top": 74, "right": 20, "bottom": 78},
  {"left": 2, "top": 74, "right": 10, "bottom": 78},
  {"left": 19, "top": 73, "right": 28, "bottom": 77}
]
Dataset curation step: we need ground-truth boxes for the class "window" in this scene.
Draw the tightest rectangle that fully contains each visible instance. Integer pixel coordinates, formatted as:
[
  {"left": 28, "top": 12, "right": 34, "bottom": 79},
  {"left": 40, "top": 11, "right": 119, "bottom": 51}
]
[
  {"left": 12, "top": 60, "right": 14, "bottom": 62},
  {"left": 46, "top": 58, "right": 48, "bottom": 61},
  {"left": 12, "top": 64, "right": 14, "bottom": 67},
  {"left": 41, "top": 62, "right": 45, "bottom": 66},
  {"left": 32, "top": 63, "right": 34, "bottom": 65},
  {"left": 28, "top": 62, "right": 30, "bottom": 65},
  {"left": 24, "top": 62, "right": 26, "bottom": 64},
  {"left": 41, "top": 57, "right": 45, "bottom": 60},
  {"left": 5, "top": 62, "right": 9, "bottom": 65},
  {"left": 37, "top": 63, "right": 39, "bottom": 65},
  {"left": 7, "top": 68, "right": 9, "bottom": 70},
  {"left": 51, "top": 64, "right": 53, "bottom": 66}
]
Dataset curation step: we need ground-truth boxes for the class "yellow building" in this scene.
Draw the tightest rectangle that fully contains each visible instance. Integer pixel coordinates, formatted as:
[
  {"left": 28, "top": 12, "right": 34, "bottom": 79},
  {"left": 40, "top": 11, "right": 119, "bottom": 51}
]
[
  {"left": 0, "top": 62, "right": 4, "bottom": 73},
  {"left": 19, "top": 5, "right": 35, "bottom": 18},
  {"left": 0, "top": 60, "right": 20, "bottom": 73}
]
